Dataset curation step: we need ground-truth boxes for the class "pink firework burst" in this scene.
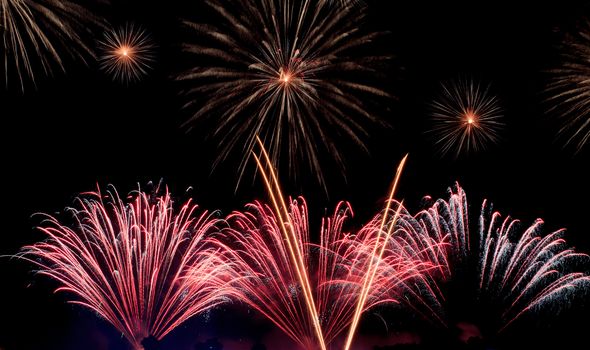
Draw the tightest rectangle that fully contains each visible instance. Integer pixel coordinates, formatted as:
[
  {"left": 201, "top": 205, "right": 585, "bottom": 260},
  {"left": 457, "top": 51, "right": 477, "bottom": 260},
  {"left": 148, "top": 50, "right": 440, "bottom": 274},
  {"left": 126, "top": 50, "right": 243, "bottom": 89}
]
[
  {"left": 20, "top": 185, "right": 234, "bottom": 349},
  {"left": 210, "top": 145, "right": 435, "bottom": 350},
  {"left": 215, "top": 197, "right": 436, "bottom": 349}
]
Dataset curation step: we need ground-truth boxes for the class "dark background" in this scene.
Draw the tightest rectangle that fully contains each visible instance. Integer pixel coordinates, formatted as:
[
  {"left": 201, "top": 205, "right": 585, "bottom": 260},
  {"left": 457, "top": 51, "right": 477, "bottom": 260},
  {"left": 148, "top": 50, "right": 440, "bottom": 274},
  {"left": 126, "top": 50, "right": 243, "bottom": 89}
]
[{"left": 1, "top": 0, "right": 589, "bottom": 349}]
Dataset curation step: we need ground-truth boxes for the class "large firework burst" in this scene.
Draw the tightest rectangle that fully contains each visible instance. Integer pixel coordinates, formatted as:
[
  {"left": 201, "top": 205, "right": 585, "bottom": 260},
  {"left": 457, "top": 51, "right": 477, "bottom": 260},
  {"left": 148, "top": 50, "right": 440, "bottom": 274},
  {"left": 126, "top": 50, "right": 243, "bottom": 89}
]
[
  {"left": 1, "top": 0, "right": 100, "bottom": 90},
  {"left": 209, "top": 143, "right": 432, "bottom": 350},
  {"left": 546, "top": 19, "right": 590, "bottom": 152},
  {"left": 98, "top": 23, "right": 155, "bottom": 83},
  {"left": 179, "top": 0, "right": 390, "bottom": 189},
  {"left": 430, "top": 78, "right": 504, "bottom": 157},
  {"left": 216, "top": 197, "right": 435, "bottom": 350},
  {"left": 20, "top": 185, "right": 234, "bottom": 349}
]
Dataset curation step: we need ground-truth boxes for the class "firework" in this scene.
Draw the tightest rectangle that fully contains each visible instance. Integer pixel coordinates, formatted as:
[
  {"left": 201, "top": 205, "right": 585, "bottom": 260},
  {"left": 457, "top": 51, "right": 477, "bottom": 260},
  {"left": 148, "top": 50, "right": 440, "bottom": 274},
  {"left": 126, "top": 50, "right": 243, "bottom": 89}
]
[
  {"left": 210, "top": 141, "right": 432, "bottom": 349},
  {"left": 325, "top": 0, "right": 364, "bottom": 7},
  {"left": 430, "top": 78, "right": 503, "bottom": 157},
  {"left": 478, "top": 200, "right": 590, "bottom": 332},
  {"left": 389, "top": 183, "right": 589, "bottom": 333},
  {"left": 1, "top": 0, "right": 100, "bottom": 90},
  {"left": 546, "top": 19, "right": 590, "bottom": 151},
  {"left": 342, "top": 155, "right": 407, "bottom": 350},
  {"left": 386, "top": 185, "right": 470, "bottom": 326},
  {"left": 217, "top": 199, "right": 436, "bottom": 349},
  {"left": 20, "top": 185, "right": 233, "bottom": 349},
  {"left": 179, "top": 0, "right": 390, "bottom": 189},
  {"left": 98, "top": 23, "right": 155, "bottom": 83}
]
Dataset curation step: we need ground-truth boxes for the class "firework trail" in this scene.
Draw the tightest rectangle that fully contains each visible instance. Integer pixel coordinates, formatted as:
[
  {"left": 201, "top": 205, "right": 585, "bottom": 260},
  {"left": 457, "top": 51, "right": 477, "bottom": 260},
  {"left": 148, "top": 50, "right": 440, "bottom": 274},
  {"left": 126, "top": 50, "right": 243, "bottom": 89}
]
[
  {"left": 1, "top": 0, "right": 100, "bottom": 91},
  {"left": 98, "top": 23, "right": 155, "bottom": 83},
  {"left": 342, "top": 155, "right": 407, "bottom": 350},
  {"left": 390, "top": 183, "right": 589, "bottom": 332},
  {"left": 218, "top": 198, "right": 336, "bottom": 349},
  {"left": 179, "top": 0, "right": 390, "bottom": 190},
  {"left": 19, "top": 185, "right": 234, "bottom": 349},
  {"left": 339, "top": 185, "right": 469, "bottom": 332},
  {"left": 337, "top": 200, "right": 448, "bottom": 350},
  {"left": 546, "top": 19, "right": 590, "bottom": 152},
  {"left": 211, "top": 141, "right": 433, "bottom": 349},
  {"left": 430, "top": 78, "right": 503, "bottom": 157}
]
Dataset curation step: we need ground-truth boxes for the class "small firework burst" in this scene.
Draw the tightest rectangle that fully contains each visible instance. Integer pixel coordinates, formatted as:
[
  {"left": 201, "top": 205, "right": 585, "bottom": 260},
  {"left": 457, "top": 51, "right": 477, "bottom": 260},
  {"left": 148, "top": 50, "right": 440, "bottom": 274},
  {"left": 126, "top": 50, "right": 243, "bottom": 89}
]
[
  {"left": 429, "top": 78, "right": 504, "bottom": 157},
  {"left": 1, "top": 0, "right": 101, "bottom": 91},
  {"left": 546, "top": 19, "right": 590, "bottom": 152},
  {"left": 179, "top": 0, "right": 391, "bottom": 190},
  {"left": 98, "top": 23, "right": 155, "bottom": 83}
]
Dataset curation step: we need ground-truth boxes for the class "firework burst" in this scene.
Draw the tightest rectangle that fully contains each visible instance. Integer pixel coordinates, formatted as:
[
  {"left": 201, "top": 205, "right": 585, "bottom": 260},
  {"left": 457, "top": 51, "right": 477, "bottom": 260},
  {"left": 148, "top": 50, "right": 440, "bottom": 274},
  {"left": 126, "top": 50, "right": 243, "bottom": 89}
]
[
  {"left": 389, "top": 183, "right": 590, "bottom": 333},
  {"left": 1, "top": 0, "right": 100, "bottom": 91},
  {"left": 546, "top": 19, "right": 590, "bottom": 152},
  {"left": 430, "top": 78, "right": 504, "bottom": 157},
  {"left": 179, "top": 0, "right": 391, "bottom": 189},
  {"left": 98, "top": 23, "right": 155, "bottom": 83},
  {"left": 217, "top": 198, "right": 436, "bottom": 349},
  {"left": 478, "top": 200, "right": 590, "bottom": 332},
  {"left": 19, "top": 185, "right": 234, "bottom": 349},
  {"left": 210, "top": 142, "right": 432, "bottom": 349}
]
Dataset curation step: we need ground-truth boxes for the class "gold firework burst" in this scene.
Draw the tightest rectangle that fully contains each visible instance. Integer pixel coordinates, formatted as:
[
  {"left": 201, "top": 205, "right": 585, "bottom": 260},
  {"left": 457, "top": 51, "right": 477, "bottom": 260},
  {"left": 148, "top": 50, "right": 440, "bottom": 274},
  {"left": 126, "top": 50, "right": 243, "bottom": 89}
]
[
  {"left": 179, "top": 0, "right": 391, "bottom": 190},
  {"left": 98, "top": 23, "right": 155, "bottom": 83},
  {"left": 1, "top": 0, "right": 100, "bottom": 91},
  {"left": 429, "top": 78, "right": 504, "bottom": 157},
  {"left": 546, "top": 19, "right": 590, "bottom": 152}
]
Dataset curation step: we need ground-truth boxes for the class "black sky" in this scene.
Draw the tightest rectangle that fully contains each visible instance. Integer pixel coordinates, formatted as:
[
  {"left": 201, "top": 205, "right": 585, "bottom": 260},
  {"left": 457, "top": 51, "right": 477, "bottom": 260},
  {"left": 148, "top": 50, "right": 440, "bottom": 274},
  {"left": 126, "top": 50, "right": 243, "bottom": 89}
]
[{"left": 1, "top": 0, "right": 589, "bottom": 349}]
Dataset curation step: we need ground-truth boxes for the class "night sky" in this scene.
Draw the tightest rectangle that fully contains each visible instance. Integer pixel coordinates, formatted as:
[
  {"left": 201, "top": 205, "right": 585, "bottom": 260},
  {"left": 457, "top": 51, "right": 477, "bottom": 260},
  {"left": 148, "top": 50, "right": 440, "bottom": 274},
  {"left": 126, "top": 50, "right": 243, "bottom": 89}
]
[{"left": 1, "top": 0, "right": 589, "bottom": 349}]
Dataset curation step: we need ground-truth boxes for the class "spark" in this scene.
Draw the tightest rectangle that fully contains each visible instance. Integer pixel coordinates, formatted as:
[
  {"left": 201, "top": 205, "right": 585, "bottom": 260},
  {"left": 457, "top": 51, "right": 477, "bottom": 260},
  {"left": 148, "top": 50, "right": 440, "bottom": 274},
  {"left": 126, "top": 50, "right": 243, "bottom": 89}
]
[{"left": 279, "top": 69, "right": 292, "bottom": 84}]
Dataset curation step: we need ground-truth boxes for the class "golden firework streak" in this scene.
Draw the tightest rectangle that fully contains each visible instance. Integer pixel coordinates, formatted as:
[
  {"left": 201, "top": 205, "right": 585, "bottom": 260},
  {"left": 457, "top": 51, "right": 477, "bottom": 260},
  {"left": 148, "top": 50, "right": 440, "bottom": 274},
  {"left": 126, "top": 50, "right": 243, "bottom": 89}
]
[
  {"left": 253, "top": 136, "right": 408, "bottom": 350},
  {"left": 343, "top": 154, "right": 408, "bottom": 350},
  {"left": 253, "top": 136, "right": 328, "bottom": 350}
]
